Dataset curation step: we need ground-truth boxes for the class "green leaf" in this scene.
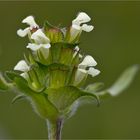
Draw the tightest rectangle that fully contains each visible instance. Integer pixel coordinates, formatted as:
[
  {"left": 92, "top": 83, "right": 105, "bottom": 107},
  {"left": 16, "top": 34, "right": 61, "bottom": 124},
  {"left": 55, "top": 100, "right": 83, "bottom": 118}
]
[
  {"left": 11, "top": 76, "right": 58, "bottom": 120},
  {"left": 0, "top": 73, "right": 9, "bottom": 90},
  {"left": 12, "top": 95, "right": 26, "bottom": 104},
  {"left": 97, "top": 65, "right": 140, "bottom": 97},
  {"left": 6, "top": 71, "right": 26, "bottom": 82},
  {"left": 85, "top": 82, "right": 104, "bottom": 93},
  {"left": 46, "top": 86, "right": 99, "bottom": 111}
]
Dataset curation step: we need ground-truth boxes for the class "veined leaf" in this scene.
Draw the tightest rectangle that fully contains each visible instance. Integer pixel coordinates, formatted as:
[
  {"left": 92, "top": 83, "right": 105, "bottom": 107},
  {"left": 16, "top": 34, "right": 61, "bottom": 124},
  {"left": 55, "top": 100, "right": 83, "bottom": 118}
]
[
  {"left": 6, "top": 71, "right": 26, "bottom": 82},
  {"left": 0, "top": 73, "right": 9, "bottom": 90},
  {"left": 85, "top": 82, "right": 104, "bottom": 93},
  {"left": 97, "top": 65, "right": 139, "bottom": 97},
  {"left": 11, "top": 76, "right": 58, "bottom": 120}
]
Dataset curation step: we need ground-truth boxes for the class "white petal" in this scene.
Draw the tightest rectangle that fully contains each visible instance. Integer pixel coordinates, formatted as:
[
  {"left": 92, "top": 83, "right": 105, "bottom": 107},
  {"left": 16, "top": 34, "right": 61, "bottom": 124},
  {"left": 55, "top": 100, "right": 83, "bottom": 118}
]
[
  {"left": 79, "top": 55, "right": 97, "bottom": 67},
  {"left": 26, "top": 43, "right": 41, "bottom": 51},
  {"left": 82, "top": 24, "right": 94, "bottom": 32},
  {"left": 22, "top": 15, "right": 39, "bottom": 29},
  {"left": 27, "top": 43, "right": 51, "bottom": 51},
  {"left": 17, "top": 27, "right": 30, "bottom": 37},
  {"left": 70, "top": 25, "right": 82, "bottom": 42},
  {"left": 88, "top": 67, "right": 100, "bottom": 77},
  {"left": 20, "top": 72, "right": 28, "bottom": 79},
  {"left": 31, "top": 29, "right": 50, "bottom": 44},
  {"left": 72, "top": 12, "right": 91, "bottom": 25},
  {"left": 14, "top": 60, "right": 29, "bottom": 72},
  {"left": 74, "top": 68, "right": 88, "bottom": 85}
]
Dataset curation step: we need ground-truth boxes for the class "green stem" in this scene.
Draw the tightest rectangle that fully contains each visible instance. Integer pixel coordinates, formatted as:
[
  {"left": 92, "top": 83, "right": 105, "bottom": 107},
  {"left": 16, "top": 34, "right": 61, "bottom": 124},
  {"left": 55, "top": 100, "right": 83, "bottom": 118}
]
[{"left": 46, "top": 119, "right": 63, "bottom": 140}]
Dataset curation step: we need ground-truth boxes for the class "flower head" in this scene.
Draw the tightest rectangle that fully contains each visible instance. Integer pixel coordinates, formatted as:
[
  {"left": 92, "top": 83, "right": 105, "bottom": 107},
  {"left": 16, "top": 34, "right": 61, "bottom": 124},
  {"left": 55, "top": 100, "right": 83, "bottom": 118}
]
[{"left": 74, "top": 55, "right": 100, "bottom": 85}]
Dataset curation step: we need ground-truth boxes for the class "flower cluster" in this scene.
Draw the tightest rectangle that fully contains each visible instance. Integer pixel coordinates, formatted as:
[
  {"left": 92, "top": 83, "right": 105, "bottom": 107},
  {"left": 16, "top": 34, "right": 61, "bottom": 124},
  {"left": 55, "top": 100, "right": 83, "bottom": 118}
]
[
  {"left": 14, "top": 12, "right": 100, "bottom": 91},
  {"left": 0, "top": 11, "right": 138, "bottom": 140}
]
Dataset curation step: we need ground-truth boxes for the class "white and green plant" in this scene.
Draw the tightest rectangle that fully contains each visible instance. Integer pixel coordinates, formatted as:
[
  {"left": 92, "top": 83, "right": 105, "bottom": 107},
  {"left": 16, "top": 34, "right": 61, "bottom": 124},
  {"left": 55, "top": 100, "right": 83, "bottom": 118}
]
[{"left": 0, "top": 12, "right": 139, "bottom": 140}]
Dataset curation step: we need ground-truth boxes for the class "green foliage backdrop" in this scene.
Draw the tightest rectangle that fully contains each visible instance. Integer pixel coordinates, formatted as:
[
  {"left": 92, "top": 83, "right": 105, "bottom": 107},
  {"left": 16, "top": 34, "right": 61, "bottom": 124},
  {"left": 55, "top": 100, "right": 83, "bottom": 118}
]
[{"left": 0, "top": 1, "right": 139, "bottom": 139}]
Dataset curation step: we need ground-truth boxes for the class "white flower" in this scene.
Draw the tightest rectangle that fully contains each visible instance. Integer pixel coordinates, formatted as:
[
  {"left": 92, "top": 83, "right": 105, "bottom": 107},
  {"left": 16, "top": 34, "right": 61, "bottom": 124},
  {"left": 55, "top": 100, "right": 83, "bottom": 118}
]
[
  {"left": 88, "top": 67, "right": 100, "bottom": 77},
  {"left": 14, "top": 60, "right": 30, "bottom": 72},
  {"left": 14, "top": 60, "right": 30, "bottom": 79},
  {"left": 74, "top": 55, "right": 100, "bottom": 85},
  {"left": 69, "top": 12, "right": 94, "bottom": 42},
  {"left": 79, "top": 55, "right": 97, "bottom": 68},
  {"left": 17, "top": 15, "right": 39, "bottom": 37},
  {"left": 26, "top": 29, "right": 51, "bottom": 51},
  {"left": 74, "top": 68, "right": 87, "bottom": 85},
  {"left": 31, "top": 29, "right": 50, "bottom": 44}
]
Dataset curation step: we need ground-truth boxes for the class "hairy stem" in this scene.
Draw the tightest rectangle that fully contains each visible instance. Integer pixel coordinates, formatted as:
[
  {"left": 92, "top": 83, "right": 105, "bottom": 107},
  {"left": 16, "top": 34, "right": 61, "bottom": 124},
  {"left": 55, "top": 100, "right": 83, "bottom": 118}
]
[{"left": 46, "top": 118, "right": 63, "bottom": 140}]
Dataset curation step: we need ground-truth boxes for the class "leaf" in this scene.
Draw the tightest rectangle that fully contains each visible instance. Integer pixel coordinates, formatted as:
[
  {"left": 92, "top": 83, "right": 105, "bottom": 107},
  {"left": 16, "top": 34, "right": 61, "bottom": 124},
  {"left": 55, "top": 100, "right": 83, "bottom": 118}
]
[
  {"left": 85, "top": 82, "right": 104, "bottom": 93},
  {"left": 12, "top": 95, "right": 26, "bottom": 104},
  {"left": 11, "top": 75, "right": 58, "bottom": 120},
  {"left": 6, "top": 71, "right": 26, "bottom": 81},
  {"left": 97, "top": 65, "right": 140, "bottom": 97},
  {"left": 46, "top": 86, "right": 99, "bottom": 111},
  {"left": 0, "top": 73, "right": 9, "bottom": 90}
]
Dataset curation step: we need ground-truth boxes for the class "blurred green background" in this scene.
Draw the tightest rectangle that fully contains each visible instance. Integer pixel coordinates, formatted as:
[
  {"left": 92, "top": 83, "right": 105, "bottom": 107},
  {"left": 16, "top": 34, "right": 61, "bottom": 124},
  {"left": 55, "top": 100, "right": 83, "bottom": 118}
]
[{"left": 0, "top": 1, "right": 140, "bottom": 139}]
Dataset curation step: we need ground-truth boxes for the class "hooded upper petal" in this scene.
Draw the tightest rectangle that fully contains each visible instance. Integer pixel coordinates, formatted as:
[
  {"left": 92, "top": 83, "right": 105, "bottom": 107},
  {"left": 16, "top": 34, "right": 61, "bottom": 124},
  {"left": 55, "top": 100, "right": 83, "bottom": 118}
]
[
  {"left": 72, "top": 12, "right": 91, "bottom": 25},
  {"left": 31, "top": 29, "right": 50, "bottom": 44},
  {"left": 22, "top": 15, "right": 39, "bottom": 29},
  {"left": 14, "top": 60, "right": 30, "bottom": 72},
  {"left": 79, "top": 55, "right": 97, "bottom": 67}
]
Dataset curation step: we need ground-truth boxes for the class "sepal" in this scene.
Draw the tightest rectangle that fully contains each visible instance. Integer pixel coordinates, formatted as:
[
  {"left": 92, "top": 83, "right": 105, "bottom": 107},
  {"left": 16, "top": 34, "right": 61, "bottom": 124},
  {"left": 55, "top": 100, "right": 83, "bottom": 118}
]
[
  {"left": 43, "top": 21, "right": 63, "bottom": 43},
  {"left": 12, "top": 94, "right": 26, "bottom": 104},
  {"left": 45, "top": 86, "right": 99, "bottom": 112},
  {"left": 0, "top": 72, "right": 10, "bottom": 90}
]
